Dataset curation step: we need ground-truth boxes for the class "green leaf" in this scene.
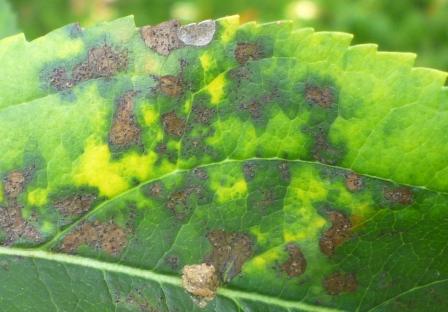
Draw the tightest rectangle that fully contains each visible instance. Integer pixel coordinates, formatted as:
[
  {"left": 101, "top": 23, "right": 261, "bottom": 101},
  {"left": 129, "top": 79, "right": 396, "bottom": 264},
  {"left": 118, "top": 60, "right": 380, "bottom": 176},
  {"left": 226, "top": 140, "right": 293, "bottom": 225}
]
[
  {"left": 0, "top": 0, "right": 18, "bottom": 39},
  {"left": 0, "top": 15, "right": 447, "bottom": 311}
]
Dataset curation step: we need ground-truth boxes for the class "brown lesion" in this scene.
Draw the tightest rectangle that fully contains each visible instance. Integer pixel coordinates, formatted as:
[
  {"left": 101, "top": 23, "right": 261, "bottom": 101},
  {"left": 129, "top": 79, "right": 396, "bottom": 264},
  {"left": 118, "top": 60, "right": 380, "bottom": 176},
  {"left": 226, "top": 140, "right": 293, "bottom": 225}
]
[
  {"left": 319, "top": 211, "right": 352, "bottom": 256},
  {"left": 109, "top": 91, "right": 141, "bottom": 148},
  {"left": 158, "top": 75, "right": 184, "bottom": 97},
  {"left": 345, "top": 172, "right": 363, "bottom": 192},
  {"left": 384, "top": 187, "right": 413, "bottom": 205},
  {"left": 1, "top": 168, "right": 41, "bottom": 245},
  {"left": 304, "top": 83, "right": 335, "bottom": 108},
  {"left": 140, "top": 20, "right": 183, "bottom": 56},
  {"left": 161, "top": 111, "right": 186, "bottom": 137},
  {"left": 53, "top": 193, "right": 96, "bottom": 217},
  {"left": 205, "top": 229, "right": 253, "bottom": 282},
  {"left": 280, "top": 243, "right": 307, "bottom": 277},
  {"left": 234, "top": 42, "right": 263, "bottom": 65},
  {"left": 49, "top": 44, "right": 128, "bottom": 91},
  {"left": 59, "top": 220, "right": 129, "bottom": 255},
  {"left": 310, "top": 128, "right": 342, "bottom": 165},
  {"left": 165, "top": 185, "right": 204, "bottom": 220},
  {"left": 324, "top": 272, "right": 358, "bottom": 295}
]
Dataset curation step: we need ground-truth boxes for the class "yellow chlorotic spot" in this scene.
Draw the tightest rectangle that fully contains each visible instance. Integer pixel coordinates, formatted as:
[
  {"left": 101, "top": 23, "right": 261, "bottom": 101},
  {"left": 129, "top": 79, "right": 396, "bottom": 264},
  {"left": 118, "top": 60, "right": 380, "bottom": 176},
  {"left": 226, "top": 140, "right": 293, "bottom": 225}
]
[
  {"left": 41, "top": 220, "right": 55, "bottom": 234},
  {"left": 207, "top": 73, "right": 226, "bottom": 105},
  {"left": 250, "top": 226, "right": 270, "bottom": 246},
  {"left": 200, "top": 52, "right": 213, "bottom": 72},
  {"left": 282, "top": 167, "right": 328, "bottom": 242},
  {"left": 142, "top": 105, "right": 158, "bottom": 126},
  {"left": 0, "top": 183, "right": 4, "bottom": 204},
  {"left": 27, "top": 188, "right": 49, "bottom": 206},
  {"left": 214, "top": 178, "right": 247, "bottom": 203},
  {"left": 143, "top": 56, "right": 162, "bottom": 74},
  {"left": 54, "top": 37, "right": 84, "bottom": 59},
  {"left": 73, "top": 138, "right": 158, "bottom": 197},
  {"left": 219, "top": 15, "right": 239, "bottom": 43},
  {"left": 245, "top": 248, "right": 281, "bottom": 271},
  {"left": 183, "top": 98, "right": 192, "bottom": 115}
]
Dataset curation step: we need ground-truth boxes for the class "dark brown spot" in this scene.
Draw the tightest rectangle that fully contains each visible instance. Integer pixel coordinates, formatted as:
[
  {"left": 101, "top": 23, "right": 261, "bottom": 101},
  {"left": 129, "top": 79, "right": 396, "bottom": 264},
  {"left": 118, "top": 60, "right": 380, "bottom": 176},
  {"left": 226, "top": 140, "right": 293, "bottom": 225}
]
[
  {"left": 182, "top": 263, "right": 218, "bottom": 308},
  {"left": 162, "top": 111, "right": 186, "bottom": 137},
  {"left": 278, "top": 162, "right": 290, "bottom": 181},
  {"left": 73, "top": 44, "right": 128, "bottom": 83},
  {"left": 280, "top": 243, "right": 307, "bottom": 277},
  {"left": 3, "top": 171, "right": 26, "bottom": 201},
  {"left": 53, "top": 194, "right": 96, "bottom": 217},
  {"left": 205, "top": 230, "right": 253, "bottom": 282},
  {"left": 192, "top": 105, "right": 215, "bottom": 124},
  {"left": 165, "top": 255, "right": 180, "bottom": 270},
  {"left": 243, "top": 162, "right": 256, "bottom": 181},
  {"left": 140, "top": 20, "right": 183, "bottom": 56},
  {"left": 384, "top": 187, "right": 413, "bottom": 205},
  {"left": 319, "top": 211, "right": 352, "bottom": 256},
  {"left": 0, "top": 205, "right": 41, "bottom": 245},
  {"left": 60, "top": 221, "right": 128, "bottom": 255},
  {"left": 49, "top": 67, "right": 74, "bottom": 91},
  {"left": 311, "top": 128, "right": 341, "bottom": 165},
  {"left": 193, "top": 168, "right": 208, "bottom": 180},
  {"left": 147, "top": 182, "right": 164, "bottom": 198},
  {"left": 166, "top": 185, "right": 203, "bottom": 220},
  {"left": 234, "top": 42, "right": 263, "bottom": 65},
  {"left": 324, "top": 272, "right": 357, "bottom": 295},
  {"left": 159, "top": 75, "right": 183, "bottom": 97},
  {"left": 109, "top": 91, "right": 141, "bottom": 148},
  {"left": 240, "top": 100, "right": 263, "bottom": 119},
  {"left": 345, "top": 172, "right": 363, "bottom": 192},
  {"left": 304, "top": 84, "right": 335, "bottom": 108}
]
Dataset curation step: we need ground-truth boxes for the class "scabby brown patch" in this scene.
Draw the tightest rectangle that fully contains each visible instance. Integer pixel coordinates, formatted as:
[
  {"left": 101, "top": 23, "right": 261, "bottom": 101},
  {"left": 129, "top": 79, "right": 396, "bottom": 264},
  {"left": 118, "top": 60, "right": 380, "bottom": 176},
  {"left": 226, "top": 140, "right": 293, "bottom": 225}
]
[
  {"left": 140, "top": 20, "right": 183, "bottom": 56},
  {"left": 166, "top": 185, "right": 205, "bottom": 220},
  {"left": 324, "top": 272, "right": 358, "bottom": 295},
  {"left": 319, "top": 211, "right": 352, "bottom": 256},
  {"left": 0, "top": 206, "right": 41, "bottom": 245},
  {"left": 182, "top": 263, "right": 219, "bottom": 308},
  {"left": 304, "top": 83, "right": 335, "bottom": 108},
  {"left": 205, "top": 229, "right": 253, "bottom": 282},
  {"left": 158, "top": 75, "right": 184, "bottom": 97},
  {"left": 384, "top": 187, "right": 413, "bottom": 205},
  {"left": 49, "top": 44, "right": 128, "bottom": 91},
  {"left": 280, "top": 243, "right": 307, "bottom": 277},
  {"left": 3, "top": 171, "right": 27, "bottom": 201},
  {"left": 53, "top": 193, "right": 96, "bottom": 217},
  {"left": 345, "top": 172, "right": 363, "bottom": 192},
  {"left": 109, "top": 91, "right": 141, "bottom": 148},
  {"left": 234, "top": 42, "right": 263, "bottom": 65},
  {"left": 162, "top": 111, "right": 186, "bottom": 137},
  {"left": 310, "top": 128, "right": 342, "bottom": 165},
  {"left": 60, "top": 221, "right": 129, "bottom": 255},
  {"left": 192, "top": 105, "right": 216, "bottom": 125}
]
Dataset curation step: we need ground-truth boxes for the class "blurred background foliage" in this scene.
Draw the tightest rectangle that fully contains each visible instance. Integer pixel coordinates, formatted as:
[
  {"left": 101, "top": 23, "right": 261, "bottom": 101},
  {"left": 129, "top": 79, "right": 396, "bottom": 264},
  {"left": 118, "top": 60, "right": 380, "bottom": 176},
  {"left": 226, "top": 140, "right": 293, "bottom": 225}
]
[{"left": 2, "top": 0, "right": 448, "bottom": 70}]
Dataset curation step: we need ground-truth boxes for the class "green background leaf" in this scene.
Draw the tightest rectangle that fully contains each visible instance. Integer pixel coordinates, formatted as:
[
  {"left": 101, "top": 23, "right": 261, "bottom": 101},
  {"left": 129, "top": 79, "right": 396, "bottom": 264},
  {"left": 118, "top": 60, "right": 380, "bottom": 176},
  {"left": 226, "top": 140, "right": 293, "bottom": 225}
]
[{"left": 0, "top": 15, "right": 447, "bottom": 311}]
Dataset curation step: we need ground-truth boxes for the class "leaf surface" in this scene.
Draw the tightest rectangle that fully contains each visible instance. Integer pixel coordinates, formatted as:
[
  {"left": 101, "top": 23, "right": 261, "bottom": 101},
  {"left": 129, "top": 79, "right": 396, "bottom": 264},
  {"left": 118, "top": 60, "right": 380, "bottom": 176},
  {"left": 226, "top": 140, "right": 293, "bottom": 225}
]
[{"left": 0, "top": 15, "right": 447, "bottom": 311}]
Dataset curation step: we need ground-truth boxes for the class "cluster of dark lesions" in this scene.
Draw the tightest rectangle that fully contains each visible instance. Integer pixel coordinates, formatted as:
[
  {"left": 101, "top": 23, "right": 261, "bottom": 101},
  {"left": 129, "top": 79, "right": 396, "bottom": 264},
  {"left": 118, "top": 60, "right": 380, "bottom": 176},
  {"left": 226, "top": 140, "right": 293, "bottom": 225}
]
[
  {"left": 109, "top": 284, "right": 166, "bottom": 312},
  {"left": 0, "top": 166, "right": 42, "bottom": 245},
  {"left": 299, "top": 77, "right": 345, "bottom": 165},
  {"left": 46, "top": 43, "right": 129, "bottom": 92},
  {"left": 142, "top": 168, "right": 213, "bottom": 223}
]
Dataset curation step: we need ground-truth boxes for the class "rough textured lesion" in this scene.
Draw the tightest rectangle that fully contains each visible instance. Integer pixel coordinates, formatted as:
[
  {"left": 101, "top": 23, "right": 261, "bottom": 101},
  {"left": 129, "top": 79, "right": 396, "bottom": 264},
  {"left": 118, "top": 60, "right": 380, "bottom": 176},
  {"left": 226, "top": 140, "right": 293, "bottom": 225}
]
[
  {"left": 280, "top": 243, "right": 307, "bottom": 277},
  {"left": 234, "top": 42, "right": 264, "bottom": 65},
  {"left": 324, "top": 272, "right": 358, "bottom": 295},
  {"left": 49, "top": 44, "right": 128, "bottom": 91},
  {"left": 345, "top": 172, "right": 363, "bottom": 192},
  {"left": 319, "top": 211, "right": 352, "bottom": 256},
  {"left": 304, "top": 83, "right": 336, "bottom": 108},
  {"left": 384, "top": 187, "right": 413, "bottom": 205},
  {"left": 59, "top": 221, "right": 129, "bottom": 255},
  {"left": 140, "top": 20, "right": 183, "bottom": 56},
  {"left": 1, "top": 169, "right": 41, "bottom": 245},
  {"left": 205, "top": 229, "right": 253, "bottom": 282},
  {"left": 162, "top": 111, "right": 186, "bottom": 137},
  {"left": 158, "top": 75, "right": 184, "bottom": 97},
  {"left": 182, "top": 263, "right": 219, "bottom": 308},
  {"left": 109, "top": 91, "right": 141, "bottom": 148},
  {"left": 53, "top": 193, "right": 96, "bottom": 217}
]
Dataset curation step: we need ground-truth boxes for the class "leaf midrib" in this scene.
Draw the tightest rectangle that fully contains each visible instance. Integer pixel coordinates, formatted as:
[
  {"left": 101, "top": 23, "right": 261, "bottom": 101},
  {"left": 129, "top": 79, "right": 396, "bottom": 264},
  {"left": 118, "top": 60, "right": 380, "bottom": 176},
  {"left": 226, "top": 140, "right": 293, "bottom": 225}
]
[{"left": 0, "top": 246, "right": 344, "bottom": 312}]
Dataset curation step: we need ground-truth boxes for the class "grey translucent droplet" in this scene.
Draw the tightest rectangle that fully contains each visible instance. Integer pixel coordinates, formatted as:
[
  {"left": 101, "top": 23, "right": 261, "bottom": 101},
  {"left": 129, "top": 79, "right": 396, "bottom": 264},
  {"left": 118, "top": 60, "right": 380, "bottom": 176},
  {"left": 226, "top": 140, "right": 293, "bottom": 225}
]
[{"left": 177, "top": 19, "right": 216, "bottom": 47}]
